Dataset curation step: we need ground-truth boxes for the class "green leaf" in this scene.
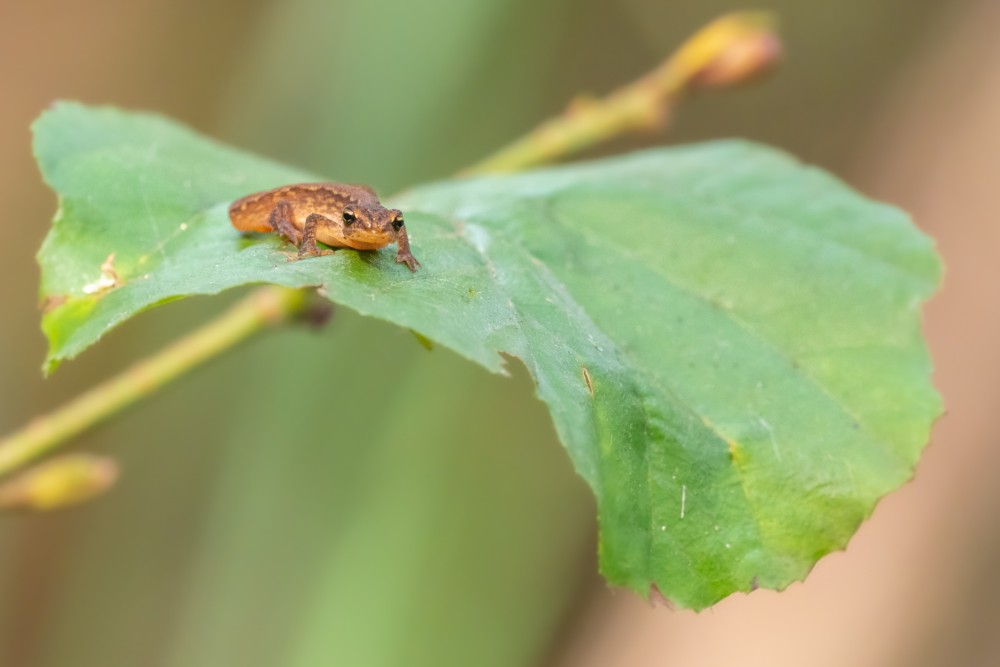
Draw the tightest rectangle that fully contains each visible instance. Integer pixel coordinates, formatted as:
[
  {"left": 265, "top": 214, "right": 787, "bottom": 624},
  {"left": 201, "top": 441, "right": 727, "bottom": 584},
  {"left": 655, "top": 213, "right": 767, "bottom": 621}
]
[{"left": 33, "top": 102, "right": 941, "bottom": 610}]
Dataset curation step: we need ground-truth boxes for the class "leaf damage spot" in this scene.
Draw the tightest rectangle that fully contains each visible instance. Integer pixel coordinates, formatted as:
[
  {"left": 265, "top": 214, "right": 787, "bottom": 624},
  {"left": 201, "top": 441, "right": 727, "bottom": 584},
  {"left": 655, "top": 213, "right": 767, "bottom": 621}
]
[{"left": 81, "top": 253, "right": 121, "bottom": 296}]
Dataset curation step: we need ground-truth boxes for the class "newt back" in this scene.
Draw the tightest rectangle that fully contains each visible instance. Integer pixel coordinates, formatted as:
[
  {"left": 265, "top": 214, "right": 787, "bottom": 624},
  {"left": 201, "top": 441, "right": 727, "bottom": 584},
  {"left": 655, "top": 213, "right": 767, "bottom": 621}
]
[{"left": 228, "top": 183, "right": 376, "bottom": 233}]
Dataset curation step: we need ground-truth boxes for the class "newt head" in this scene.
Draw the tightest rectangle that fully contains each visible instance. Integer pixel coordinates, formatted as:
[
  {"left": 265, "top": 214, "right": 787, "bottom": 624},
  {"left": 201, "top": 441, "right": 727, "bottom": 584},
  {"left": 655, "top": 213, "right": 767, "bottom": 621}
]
[{"left": 341, "top": 204, "right": 406, "bottom": 246}]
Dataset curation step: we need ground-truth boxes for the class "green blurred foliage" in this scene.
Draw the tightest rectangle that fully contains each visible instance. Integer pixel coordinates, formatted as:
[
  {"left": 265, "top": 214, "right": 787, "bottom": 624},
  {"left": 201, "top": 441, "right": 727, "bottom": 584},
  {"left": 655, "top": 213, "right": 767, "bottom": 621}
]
[{"left": 0, "top": 0, "right": 951, "bottom": 665}]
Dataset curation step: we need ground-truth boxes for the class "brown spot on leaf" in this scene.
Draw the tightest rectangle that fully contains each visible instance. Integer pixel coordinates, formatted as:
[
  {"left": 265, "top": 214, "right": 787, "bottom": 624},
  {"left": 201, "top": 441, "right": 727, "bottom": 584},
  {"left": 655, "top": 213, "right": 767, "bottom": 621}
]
[{"left": 41, "top": 294, "right": 68, "bottom": 313}]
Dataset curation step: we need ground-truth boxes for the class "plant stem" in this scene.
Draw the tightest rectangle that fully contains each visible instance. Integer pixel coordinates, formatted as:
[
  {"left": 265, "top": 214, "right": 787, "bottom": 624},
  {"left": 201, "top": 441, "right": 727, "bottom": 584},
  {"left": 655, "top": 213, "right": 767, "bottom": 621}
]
[
  {"left": 464, "top": 11, "right": 778, "bottom": 176},
  {"left": 464, "top": 81, "right": 681, "bottom": 177},
  {"left": 0, "top": 287, "right": 305, "bottom": 478}
]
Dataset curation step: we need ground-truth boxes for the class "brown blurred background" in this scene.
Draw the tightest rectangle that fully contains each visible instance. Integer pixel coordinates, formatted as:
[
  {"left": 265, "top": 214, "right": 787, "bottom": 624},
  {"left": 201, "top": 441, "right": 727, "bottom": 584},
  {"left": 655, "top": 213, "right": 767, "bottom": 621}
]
[{"left": 1, "top": 0, "right": 998, "bottom": 665}]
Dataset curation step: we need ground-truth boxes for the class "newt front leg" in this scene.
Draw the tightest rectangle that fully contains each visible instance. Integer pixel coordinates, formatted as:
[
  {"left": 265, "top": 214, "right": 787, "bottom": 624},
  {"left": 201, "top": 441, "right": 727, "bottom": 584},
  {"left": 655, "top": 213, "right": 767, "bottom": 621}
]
[
  {"left": 393, "top": 223, "right": 421, "bottom": 272},
  {"left": 298, "top": 213, "right": 337, "bottom": 258}
]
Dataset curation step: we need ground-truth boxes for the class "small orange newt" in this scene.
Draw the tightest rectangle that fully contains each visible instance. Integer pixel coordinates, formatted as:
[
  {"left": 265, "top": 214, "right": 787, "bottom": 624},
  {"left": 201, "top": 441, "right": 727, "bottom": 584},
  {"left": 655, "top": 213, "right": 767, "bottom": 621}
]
[{"left": 229, "top": 183, "right": 421, "bottom": 271}]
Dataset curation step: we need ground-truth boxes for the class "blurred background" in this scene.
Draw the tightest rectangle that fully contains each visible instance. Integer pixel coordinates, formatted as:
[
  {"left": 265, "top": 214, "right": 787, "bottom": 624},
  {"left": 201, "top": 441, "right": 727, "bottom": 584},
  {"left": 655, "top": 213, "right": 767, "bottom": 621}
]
[{"left": 1, "top": 0, "right": 997, "bottom": 665}]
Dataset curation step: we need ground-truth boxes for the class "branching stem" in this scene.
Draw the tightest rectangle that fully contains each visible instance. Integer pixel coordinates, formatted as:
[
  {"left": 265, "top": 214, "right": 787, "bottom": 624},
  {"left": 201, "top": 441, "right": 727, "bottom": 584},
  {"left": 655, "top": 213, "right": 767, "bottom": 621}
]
[{"left": 0, "top": 11, "right": 777, "bottom": 487}]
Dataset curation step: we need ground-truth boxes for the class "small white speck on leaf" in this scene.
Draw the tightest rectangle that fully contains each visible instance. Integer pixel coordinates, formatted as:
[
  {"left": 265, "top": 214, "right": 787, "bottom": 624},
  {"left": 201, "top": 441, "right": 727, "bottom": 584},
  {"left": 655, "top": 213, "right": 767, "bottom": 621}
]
[{"left": 758, "top": 417, "right": 781, "bottom": 461}]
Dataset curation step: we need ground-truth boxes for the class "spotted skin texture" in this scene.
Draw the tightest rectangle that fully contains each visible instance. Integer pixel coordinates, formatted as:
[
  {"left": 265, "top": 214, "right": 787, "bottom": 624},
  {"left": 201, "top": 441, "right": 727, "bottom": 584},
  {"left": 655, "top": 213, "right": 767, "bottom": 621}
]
[{"left": 229, "top": 182, "right": 420, "bottom": 271}]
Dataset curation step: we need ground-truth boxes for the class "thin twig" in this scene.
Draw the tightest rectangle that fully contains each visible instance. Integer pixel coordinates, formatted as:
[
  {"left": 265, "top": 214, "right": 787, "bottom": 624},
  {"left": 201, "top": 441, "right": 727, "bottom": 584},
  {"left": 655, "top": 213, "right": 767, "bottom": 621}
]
[
  {"left": 464, "top": 11, "right": 778, "bottom": 176},
  {"left": 0, "top": 287, "right": 305, "bottom": 478}
]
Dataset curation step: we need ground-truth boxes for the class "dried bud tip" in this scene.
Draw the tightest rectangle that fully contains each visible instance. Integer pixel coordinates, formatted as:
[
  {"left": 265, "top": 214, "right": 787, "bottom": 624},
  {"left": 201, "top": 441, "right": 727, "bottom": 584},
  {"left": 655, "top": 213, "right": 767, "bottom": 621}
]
[{"left": 675, "top": 12, "right": 782, "bottom": 89}]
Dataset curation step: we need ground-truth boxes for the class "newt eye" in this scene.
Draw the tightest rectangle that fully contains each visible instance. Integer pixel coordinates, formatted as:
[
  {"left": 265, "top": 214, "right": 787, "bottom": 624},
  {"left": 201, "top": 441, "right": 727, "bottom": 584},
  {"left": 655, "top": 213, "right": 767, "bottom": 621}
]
[
  {"left": 392, "top": 214, "right": 404, "bottom": 231},
  {"left": 342, "top": 209, "right": 356, "bottom": 225}
]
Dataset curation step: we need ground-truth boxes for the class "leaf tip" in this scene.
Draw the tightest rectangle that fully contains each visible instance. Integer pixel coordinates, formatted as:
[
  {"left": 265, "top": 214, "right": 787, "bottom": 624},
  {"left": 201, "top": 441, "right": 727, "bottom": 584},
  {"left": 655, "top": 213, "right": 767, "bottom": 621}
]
[
  {"left": 409, "top": 329, "right": 435, "bottom": 351},
  {"left": 648, "top": 584, "right": 676, "bottom": 610},
  {"left": 41, "top": 355, "right": 62, "bottom": 378}
]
